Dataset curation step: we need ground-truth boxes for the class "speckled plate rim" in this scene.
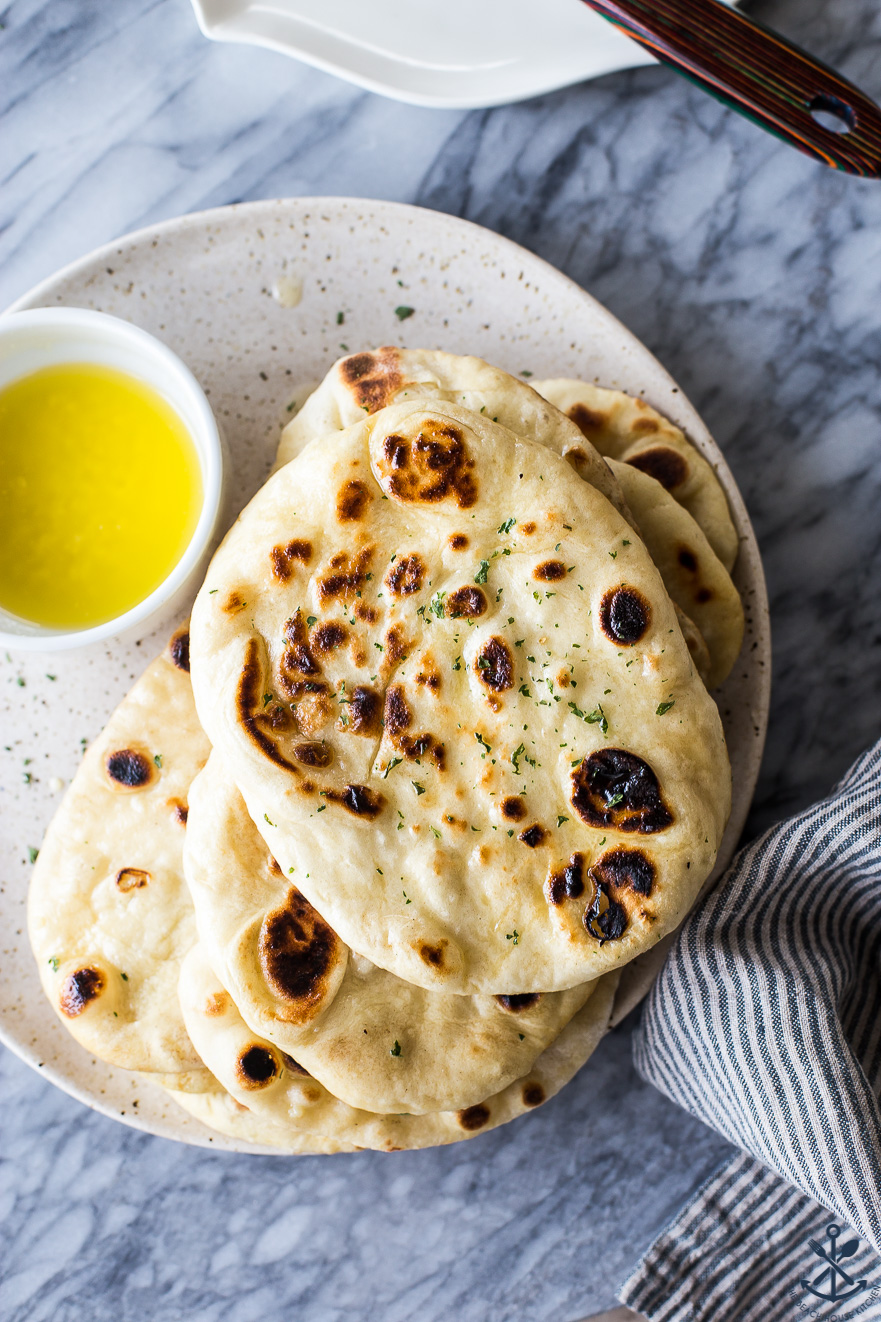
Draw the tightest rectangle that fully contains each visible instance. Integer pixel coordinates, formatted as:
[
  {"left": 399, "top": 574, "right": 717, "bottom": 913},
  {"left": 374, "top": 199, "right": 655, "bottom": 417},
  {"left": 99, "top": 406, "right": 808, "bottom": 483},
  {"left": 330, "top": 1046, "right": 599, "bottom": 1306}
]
[{"left": 0, "top": 197, "right": 770, "bottom": 1150}]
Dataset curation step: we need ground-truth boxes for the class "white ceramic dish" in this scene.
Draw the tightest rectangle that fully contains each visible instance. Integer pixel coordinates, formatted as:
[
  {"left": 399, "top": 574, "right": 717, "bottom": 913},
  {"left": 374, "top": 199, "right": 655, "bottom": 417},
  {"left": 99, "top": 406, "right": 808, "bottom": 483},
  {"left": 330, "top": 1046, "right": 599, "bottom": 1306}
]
[
  {"left": 0, "top": 308, "right": 224, "bottom": 652},
  {"left": 190, "top": 0, "right": 735, "bottom": 109},
  {"left": 0, "top": 197, "right": 769, "bottom": 1150}
]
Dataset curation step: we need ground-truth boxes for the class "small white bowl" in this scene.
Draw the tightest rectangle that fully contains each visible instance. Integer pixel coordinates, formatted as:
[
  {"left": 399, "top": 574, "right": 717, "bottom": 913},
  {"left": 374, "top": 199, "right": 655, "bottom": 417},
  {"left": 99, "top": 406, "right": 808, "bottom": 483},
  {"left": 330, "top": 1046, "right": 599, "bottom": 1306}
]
[{"left": 0, "top": 307, "right": 224, "bottom": 652}]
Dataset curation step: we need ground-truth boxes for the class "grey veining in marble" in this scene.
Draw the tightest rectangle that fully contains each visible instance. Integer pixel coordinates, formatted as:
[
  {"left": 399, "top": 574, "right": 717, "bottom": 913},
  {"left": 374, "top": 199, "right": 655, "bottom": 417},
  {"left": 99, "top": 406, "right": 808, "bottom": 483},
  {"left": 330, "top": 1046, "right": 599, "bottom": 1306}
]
[{"left": 2, "top": 0, "right": 881, "bottom": 1317}]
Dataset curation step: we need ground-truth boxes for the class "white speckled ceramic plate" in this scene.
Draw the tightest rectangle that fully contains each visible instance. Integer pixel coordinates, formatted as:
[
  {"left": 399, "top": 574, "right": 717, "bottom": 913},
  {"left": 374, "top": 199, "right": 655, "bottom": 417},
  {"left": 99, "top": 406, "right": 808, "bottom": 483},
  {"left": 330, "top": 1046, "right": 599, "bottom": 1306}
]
[{"left": 0, "top": 198, "right": 769, "bottom": 1150}]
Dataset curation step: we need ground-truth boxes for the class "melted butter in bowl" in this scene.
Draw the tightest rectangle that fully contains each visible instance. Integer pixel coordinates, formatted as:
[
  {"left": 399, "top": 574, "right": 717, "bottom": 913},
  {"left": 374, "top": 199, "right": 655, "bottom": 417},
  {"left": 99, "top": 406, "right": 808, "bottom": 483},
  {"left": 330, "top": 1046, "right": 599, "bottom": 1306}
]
[{"left": 0, "top": 309, "right": 223, "bottom": 650}]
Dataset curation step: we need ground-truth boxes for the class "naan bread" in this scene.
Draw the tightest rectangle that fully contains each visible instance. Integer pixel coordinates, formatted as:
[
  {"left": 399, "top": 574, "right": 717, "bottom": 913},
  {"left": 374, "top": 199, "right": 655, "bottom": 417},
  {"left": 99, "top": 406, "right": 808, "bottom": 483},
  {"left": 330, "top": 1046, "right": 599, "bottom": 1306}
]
[
  {"left": 608, "top": 460, "right": 744, "bottom": 690},
  {"left": 184, "top": 753, "right": 595, "bottom": 1115},
  {"left": 178, "top": 945, "right": 619, "bottom": 1152},
  {"left": 532, "top": 379, "right": 738, "bottom": 572},
  {"left": 277, "top": 347, "right": 628, "bottom": 519},
  {"left": 163, "top": 1082, "right": 357, "bottom": 1153},
  {"left": 190, "top": 399, "right": 731, "bottom": 994},
  {"left": 28, "top": 628, "right": 210, "bottom": 1084}
]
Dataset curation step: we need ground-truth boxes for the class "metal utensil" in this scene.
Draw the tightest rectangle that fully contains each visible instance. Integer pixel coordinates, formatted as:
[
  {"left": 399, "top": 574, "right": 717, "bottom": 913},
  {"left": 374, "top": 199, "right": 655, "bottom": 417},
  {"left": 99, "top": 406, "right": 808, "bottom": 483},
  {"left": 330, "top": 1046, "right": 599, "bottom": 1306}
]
[{"left": 579, "top": 0, "right": 881, "bottom": 176}]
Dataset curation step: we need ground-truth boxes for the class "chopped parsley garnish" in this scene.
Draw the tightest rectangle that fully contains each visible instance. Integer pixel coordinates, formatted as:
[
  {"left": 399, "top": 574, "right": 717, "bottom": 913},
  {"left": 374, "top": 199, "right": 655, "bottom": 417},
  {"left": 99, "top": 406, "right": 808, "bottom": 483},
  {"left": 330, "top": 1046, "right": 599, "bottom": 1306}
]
[
  {"left": 511, "top": 743, "right": 525, "bottom": 774},
  {"left": 498, "top": 517, "right": 516, "bottom": 534},
  {"left": 390, "top": 1039, "right": 402, "bottom": 1056},
  {"left": 606, "top": 792, "right": 624, "bottom": 808},
  {"left": 153, "top": 753, "right": 163, "bottom": 769},
  {"left": 557, "top": 815, "right": 569, "bottom": 827},
  {"left": 656, "top": 700, "right": 676, "bottom": 716},
  {"left": 383, "top": 757, "right": 403, "bottom": 778},
  {"left": 518, "top": 684, "right": 531, "bottom": 697},
  {"left": 520, "top": 369, "right": 532, "bottom": 378},
  {"left": 412, "top": 781, "right": 426, "bottom": 796},
  {"left": 47, "top": 956, "right": 60, "bottom": 972},
  {"left": 121, "top": 972, "right": 129, "bottom": 981},
  {"left": 264, "top": 813, "right": 276, "bottom": 826},
  {"left": 28, "top": 845, "right": 39, "bottom": 864},
  {"left": 403, "top": 891, "right": 411, "bottom": 904},
  {"left": 429, "top": 591, "right": 446, "bottom": 619},
  {"left": 506, "top": 930, "right": 520, "bottom": 945},
  {"left": 307, "top": 615, "right": 318, "bottom": 626},
  {"left": 474, "top": 560, "right": 489, "bottom": 584},
  {"left": 452, "top": 656, "right": 461, "bottom": 671},
  {"left": 262, "top": 692, "right": 273, "bottom": 707},
  {"left": 477, "top": 656, "right": 491, "bottom": 669},
  {"left": 475, "top": 733, "right": 492, "bottom": 755},
  {"left": 430, "top": 826, "right": 441, "bottom": 839},
  {"left": 394, "top": 305, "right": 415, "bottom": 321},
  {"left": 337, "top": 310, "right": 345, "bottom": 324}
]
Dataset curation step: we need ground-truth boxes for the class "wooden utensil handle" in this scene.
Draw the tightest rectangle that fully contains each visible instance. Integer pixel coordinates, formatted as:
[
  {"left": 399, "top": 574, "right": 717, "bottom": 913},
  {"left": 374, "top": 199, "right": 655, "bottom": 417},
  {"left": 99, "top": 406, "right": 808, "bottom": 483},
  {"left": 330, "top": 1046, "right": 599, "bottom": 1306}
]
[{"left": 579, "top": 0, "right": 881, "bottom": 177}]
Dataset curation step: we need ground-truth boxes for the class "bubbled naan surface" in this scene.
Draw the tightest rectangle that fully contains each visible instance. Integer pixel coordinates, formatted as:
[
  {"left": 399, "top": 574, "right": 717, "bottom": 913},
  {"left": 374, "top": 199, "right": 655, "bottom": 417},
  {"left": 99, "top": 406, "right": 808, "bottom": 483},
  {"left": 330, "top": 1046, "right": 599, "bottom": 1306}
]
[
  {"left": 28, "top": 630, "right": 210, "bottom": 1080},
  {"left": 177, "top": 945, "right": 619, "bottom": 1153},
  {"left": 190, "top": 399, "right": 731, "bottom": 995},
  {"left": 533, "top": 378, "right": 739, "bottom": 572},
  {"left": 608, "top": 461, "right": 744, "bottom": 691},
  {"left": 277, "top": 347, "right": 628, "bottom": 519},
  {"left": 184, "top": 753, "right": 595, "bottom": 1115}
]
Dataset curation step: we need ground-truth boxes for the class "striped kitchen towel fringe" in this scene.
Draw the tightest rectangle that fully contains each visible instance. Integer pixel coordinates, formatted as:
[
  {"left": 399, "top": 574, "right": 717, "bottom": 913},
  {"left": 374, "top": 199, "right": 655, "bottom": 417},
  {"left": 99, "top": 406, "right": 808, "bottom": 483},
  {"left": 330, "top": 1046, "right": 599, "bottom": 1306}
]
[{"left": 619, "top": 738, "right": 881, "bottom": 1321}]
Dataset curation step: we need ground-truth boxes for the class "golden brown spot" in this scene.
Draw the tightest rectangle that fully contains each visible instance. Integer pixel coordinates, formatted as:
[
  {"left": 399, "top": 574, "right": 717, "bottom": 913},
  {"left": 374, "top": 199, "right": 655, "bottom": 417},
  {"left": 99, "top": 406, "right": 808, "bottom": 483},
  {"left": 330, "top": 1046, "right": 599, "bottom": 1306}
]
[
  {"left": 592, "top": 848, "right": 656, "bottom": 897},
  {"left": 168, "top": 627, "right": 190, "bottom": 672},
  {"left": 384, "top": 685, "right": 411, "bottom": 738},
  {"left": 310, "top": 621, "right": 348, "bottom": 655},
  {"left": 521, "top": 521, "right": 537, "bottom": 535},
  {"left": 116, "top": 867, "right": 150, "bottom": 892},
  {"left": 237, "top": 639, "right": 301, "bottom": 773},
  {"left": 568, "top": 402, "right": 608, "bottom": 435},
  {"left": 415, "top": 657, "right": 441, "bottom": 693},
  {"left": 519, "top": 823, "right": 546, "bottom": 848},
  {"left": 419, "top": 942, "right": 446, "bottom": 969},
  {"left": 354, "top": 602, "right": 378, "bottom": 624},
  {"left": 377, "top": 418, "right": 478, "bottom": 508},
  {"left": 324, "top": 784, "right": 384, "bottom": 818},
  {"left": 168, "top": 798, "right": 189, "bottom": 826},
  {"left": 448, "top": 533, "right": 469, "bottom": 551},
  {"left": 336, "top": 479, "right": 372, "bottom": 522},
  {"left": 475, "top": 637, "right": 514, "bottom": 692},
  {"left": 204, "top": 991, "right": 229, "bottom": 1017},
  {"left": 346, "top": 685, "right": 382, "bottom": 736},
  {"left": 384, "top": 624, "right": 410, "bottom": 666},
  {"left": 278, "top": 611, "right": 321, "bottom": 695},
  {"left": 296, "top": 690, "right": 336, "bottom": 736},
  {"left": 546, "top": 853, "right": 585, "bottom": 905},
  {"left": 628, "top": 446, "right": 688, "bottom": 491},
  {"left": 678, "top": 547, "right": 699, "bottom": 573},
  {"left": 60, "top": 967, "right": 104, "bottom": 1017},
  {"left": 696, "top": 587, "right": 713, "bottom": 604},
  {"left": 385, "top": 553, "right": 425, "bottom": 596},
  {"left": 496, "top": 993, "right": 541, "bottom": 1012},
  {"left": 631, "top": 415, "right": 660, "bottom": 435},
  {"left": 457, "top": 1103, "right": 491, "bottom": 1131},
  {"left": 501, "top": 796, "right": 526, "bottom": 821},
  {"left": 478, "top": 844, "right": 492, "bottom": 865},
  {"left": 105, "top": 749, "right": 154, "bottom": 790},
  {"left": 223, "top": 590, "right": 247, "bottom": 615},
  {"left": 556, "top": 670, "right": 571, "bottom": 689},
  {"left": 270, "top": 539, "right": 312, "bottom": 581},
  {"left": 235, "top": 1045, "right": 280, "bottom": 1090},
  {"left": 259, "top": 888, "right": 343, "bottom": 1023},
  {"left": 340, "top": 347, "right": 402, "bottom": 412},
  {"left": 293, "top": 741, "right": 333, "bottom": 768},
  {"left": 599, "top": 586, "right": 651, "bottom": 645},
  {"left": 522, "top": 1083, "right": 545, "bottom": 1108},
  {"left": 534, "top": 559, "right": 566, "bottom": 581},
  {"left": 445, "top": 586, "right": 486, "bottom": 619},
  {"left": 317, "top": 546, "right": 374, "bottom": 604},
  {"left": 571, "top": 749, "right": 673, "bottom": 833}
]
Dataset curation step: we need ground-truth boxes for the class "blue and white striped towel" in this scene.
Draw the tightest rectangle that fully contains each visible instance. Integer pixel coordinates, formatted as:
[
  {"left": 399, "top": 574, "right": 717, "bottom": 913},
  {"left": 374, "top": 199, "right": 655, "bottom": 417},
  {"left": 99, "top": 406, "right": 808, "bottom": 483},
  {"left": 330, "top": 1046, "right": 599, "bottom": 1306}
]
[{"left": 619, "top": 739, "right": 881, "bottom": 1321}]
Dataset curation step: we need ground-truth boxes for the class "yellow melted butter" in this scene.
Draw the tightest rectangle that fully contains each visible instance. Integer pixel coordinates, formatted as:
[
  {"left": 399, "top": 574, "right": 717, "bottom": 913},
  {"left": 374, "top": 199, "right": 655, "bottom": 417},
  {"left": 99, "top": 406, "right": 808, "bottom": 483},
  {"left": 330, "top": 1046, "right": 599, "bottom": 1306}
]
[{"left": 0, "top": 363, "right": 202, "bottom": 630}]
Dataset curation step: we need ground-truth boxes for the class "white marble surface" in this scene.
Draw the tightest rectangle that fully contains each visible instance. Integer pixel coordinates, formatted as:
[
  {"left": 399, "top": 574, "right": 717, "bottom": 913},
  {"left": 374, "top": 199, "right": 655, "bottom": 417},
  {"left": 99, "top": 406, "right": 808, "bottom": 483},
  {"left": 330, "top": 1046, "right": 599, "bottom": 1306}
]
[{"left": 2, "top": 0, "right": 881, "bottom": 1317}]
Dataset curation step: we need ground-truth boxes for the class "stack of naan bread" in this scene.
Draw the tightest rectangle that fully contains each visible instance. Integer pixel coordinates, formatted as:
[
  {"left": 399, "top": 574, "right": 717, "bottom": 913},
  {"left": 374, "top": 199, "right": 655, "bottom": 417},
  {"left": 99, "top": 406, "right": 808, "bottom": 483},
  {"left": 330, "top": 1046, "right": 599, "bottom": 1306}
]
[{"left": 29, "top": 350, "right": 743, "bottom": 1153}]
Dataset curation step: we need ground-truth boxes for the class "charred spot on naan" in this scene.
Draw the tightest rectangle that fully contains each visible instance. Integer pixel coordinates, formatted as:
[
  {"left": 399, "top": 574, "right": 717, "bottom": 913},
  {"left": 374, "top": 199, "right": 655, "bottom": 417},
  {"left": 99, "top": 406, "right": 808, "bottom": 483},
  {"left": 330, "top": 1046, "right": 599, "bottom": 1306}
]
[
  {"left": 105, "top": 748, "right": 155, "bottom": 791},
  {"left": 583, "top": 884, "right": 628, "bottom": 943},
  {"left": 571, "top": 749, "right": 673, "bottom": 833},
  {"left": 599, "top": 586, "right": 651, "bottom": 645},
  {"left": 383, "top": 686, "right": 444, "bottom": 767},
  {"left": 385, "top": 553, "right": 425, "bottom": 596},
  {"left": 168, "top": 626, "right": 190, "bottom": 672},
  {"left": 336, "top": 479, "right": 373, "bottom": 523},
  {"left": 627, "top": 446, "right": 688, "bottom": 491},
  {"left": 270, "top": 539, "right": 312, "bottom": 581},
  {"left": 340, "top": 347, "right": 403, "bottom": 412},
  {"left": 317, "top": 546, "right": 374, "bottom": 604},
  {"left": 376, "top": 418, "right": 477, "bottom": 508},
  {"left": 545, "top": 853, "right": 586, "bottom": 905},
  {"left": 448, "top": 533, "right": 469, "bottom": 551},
  {"left": 324, "top": 784, "right": 384, "bottom": 818},
  {"left": 344, "top": 685, "right": 383, "bottom": 736},
  {"left": 534, "top": 560, "right": 566, "bottom": 582},
  {"left": 223, "top": 590, "right": 248, "bottom": 615},
  {"left": 259, "top": 888, "right": 344, "bottom": 1024},
  {"left": 295, "top": 690, "right": 336, "bottom": 736},
  {"left": 475, "top": 637, "right": 514, "bottom": 692},
  {"left": 59, "top": 966, "right": 105, "bottom": 1017},
  {"left": 310, "top": 621, "right": 348, "bottom": 656},
  {"left": 591, "top": 847, "right": 656, "bottom": 896},
  {"left": 567, "top": 402, "right": 609, "bottom": 436},
  {"left": 293, "top": 741, "right": 333, "bottom": 768},
  {"left": 168, "top": 798, "right": 189, "bottom": 826},
  {"left": 237, "top": 639, "right": 301, "bottom": 774},
  {"left": 116, "top": 867, "right": 150, "bottom": 891},
  {"left": 457, "top": 1103, "right": 491, "bottom": 1131},
  {"left": 446, "top": 586, "right": 486, "bottom": 619},
  {"left": 418, "top": 941, "right": 448, "bottom": 970},
  {"left": 383, "top": 624, "right": 411, "bottom": 667},
  {"left": 522, "top": 1082, "right": 546, "bottom": 1108},
  {"left": 279, "top": 610, "right": 321, "bottom": 685},
  {"left": 500, "top": 796, "right": 526, "bottom": 821},
  {"left": 414, "top": 655, "right": 441, "bottom": 694},
  {"left": 518, "top": 824, "right": 546, "bottom": 848},
  {"left": 235, "top": 1044, "right": 281, "bottom": 1089}
]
